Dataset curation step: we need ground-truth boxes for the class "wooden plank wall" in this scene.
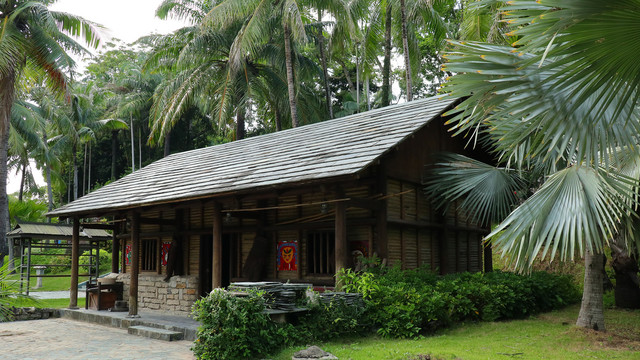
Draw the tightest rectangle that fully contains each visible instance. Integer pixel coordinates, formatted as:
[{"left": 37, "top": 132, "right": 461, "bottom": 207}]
[{"left": 386, "top": 179, "right": 482, "bottom": 274}]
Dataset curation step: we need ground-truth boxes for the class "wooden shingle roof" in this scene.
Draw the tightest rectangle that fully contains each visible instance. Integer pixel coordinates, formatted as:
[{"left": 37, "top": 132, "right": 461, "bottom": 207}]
[
  {"left": 7, "top": 222, "right": 112, "bottom": 240},
  {"left": 48, "top": 96, "right": 455, "bottom": 217}
]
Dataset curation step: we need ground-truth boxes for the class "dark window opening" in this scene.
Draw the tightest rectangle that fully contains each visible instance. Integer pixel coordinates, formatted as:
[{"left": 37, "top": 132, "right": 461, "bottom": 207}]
[
  {"left": 307, "top": 231, "right": 335, "bottom": 275},
  {"left": 141, "top": 239, "right": 158, "bottom": 271}
]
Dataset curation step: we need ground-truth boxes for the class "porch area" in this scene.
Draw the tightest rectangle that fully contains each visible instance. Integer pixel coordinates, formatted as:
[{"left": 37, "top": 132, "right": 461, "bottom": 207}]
[{"left": 57, "top": 307, "right": 199, "bottom": 341}]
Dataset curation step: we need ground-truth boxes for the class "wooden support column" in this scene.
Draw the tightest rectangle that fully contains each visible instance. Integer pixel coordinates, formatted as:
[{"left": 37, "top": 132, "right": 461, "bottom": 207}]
[
  {"left": 334, "top": 202, "right": 348, "bottom": 288},
  {"left": 129, "top": 212, "right": 140, "bottom": 317},
  {"left": 212, "top": 202, "right": 223, "bottom": 289},
  {"left": 111, "top": 222, "right": 120, "bottom": 273},
  {"left": 376, "top": 168, "right": 389, "bottom": 261},
  {"left": 69, "top": 217, "right": 80, "bottom": 309}
]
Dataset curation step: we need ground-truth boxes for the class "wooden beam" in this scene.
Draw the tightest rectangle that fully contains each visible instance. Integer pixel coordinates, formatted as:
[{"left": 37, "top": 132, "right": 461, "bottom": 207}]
[
  {"left": 334, "top": 202, "right": 347, "bottom": 289},
  {"left": 80, "top": 223, "right": 115, "bottom": 230},
  {"left": 129, "top": 212, "right": 140, "bottom": 317},
  {"left": 69, "top": 217, "right": 80, "bottom": 309},
  {"left": 111, "top": 221, "right": 119, "bottom": 273},
  {"left": 139, "top": 217, "right": 178, "bottom": 226},
  {"left": 212, "top": 202, "right": 223, "bottom": 289}
]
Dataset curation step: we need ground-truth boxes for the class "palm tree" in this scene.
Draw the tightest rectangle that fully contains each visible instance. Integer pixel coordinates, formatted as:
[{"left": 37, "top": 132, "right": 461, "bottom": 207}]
[
  {"left": 204, "top": 0, "right": 310, "bottom": 127},
  {"left": 433, "top": 0, "right": 640, "bottom": 331},
  {"left": 0, "top": 0, "right": 100, "bottom": 268}
]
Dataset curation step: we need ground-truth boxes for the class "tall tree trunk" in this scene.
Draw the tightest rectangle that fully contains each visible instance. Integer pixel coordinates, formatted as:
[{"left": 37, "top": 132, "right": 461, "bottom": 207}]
[
  {"left": 87, "top": 143, "right": 92, "bottom": 193},
  {"left": 611, "top": 236, "right": 640, "bottom": 309},
  {"left": 43, "top": 131, "right": 53, "bottom": 218},
  {"left": 356, "top": 43, "right": 360, "bottom": 112},
  {"left": 18, "top": 161, "right": 26, "bottom": 202},
  {"left": 163, "top": 131, "right": 171, "bottom": 158},
  {"left": 236, "top": 108, "right": 245, "bottom": 140},
  {"left": 111, "top": 130, "right": 118, "bottom": 180},
  {"left": 0, "top": 72, "right": 15, "bottom": 270},
  {"left": 576, "top": 250, "right": 606, "bottom": 331},
  {"left": 317, "top": 10, "right": 333, "bottom": 119},
  {"left": 130, "top": 115, "right": 135, "bottom": 172},
  {"left": 283, "top": 23, "right": 300, "bottom": 128},
  {"left": 46, "top": 163, "right": 53, "bottom": 218},
  {"left": 73, "top": 142, "right": 78, "bottom": 201},
  {"left": 337, "top": 59, "right": 356, "bottom": 92},
  {"left": 366, "top": 75, "right": 371, "bottom": 111},
  {"left": 138, "top": 128, "right": 142, "bottom": 170},
  {"left": 274, "top": 106, "right": 282, "bottom": 132},
  {"left": 382, "top": 1, "right": 393, "bottom": 107},
  {"left": 82, "top": 142, "right": 87, "bottom": 196},
  {"left": 399, "top": 0, "right": 413, "bottom": 101}
]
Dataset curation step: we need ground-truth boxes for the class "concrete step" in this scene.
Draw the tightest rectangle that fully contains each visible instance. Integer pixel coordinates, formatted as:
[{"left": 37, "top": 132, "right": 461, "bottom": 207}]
[{"left": 128, "top": 325, "right": 183, "bottom": 341}]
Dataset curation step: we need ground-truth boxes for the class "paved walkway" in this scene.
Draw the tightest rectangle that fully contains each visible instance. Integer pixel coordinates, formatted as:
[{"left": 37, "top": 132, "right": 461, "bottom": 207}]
[
  {"left": 30, "top": 291, "right": 86, "bottom": 299},
  {"left": 0, "top": 318, "right": 195, "bottom": 360}
]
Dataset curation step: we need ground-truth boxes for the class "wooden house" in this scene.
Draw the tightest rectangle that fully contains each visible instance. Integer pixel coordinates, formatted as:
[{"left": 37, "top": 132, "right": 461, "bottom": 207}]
[{"left": 48, "top": 96, "right": 489, "bottom": 316}]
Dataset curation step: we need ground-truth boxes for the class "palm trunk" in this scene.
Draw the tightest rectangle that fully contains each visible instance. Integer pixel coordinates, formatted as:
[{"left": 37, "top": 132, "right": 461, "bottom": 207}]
[
  {"left": 0, "top": 72, "right": 15, "bottom": 270},
  {"left": 283, "top": 23, "right": 300, "bottom": 128},
  {"left": 576, "top": 250, "right": 606, "bottom": 331},
  {"left": 236, "top": 108, "right": 246, "bottom": 140},
  {"left": 18, "top": 161, "right": 26, "bottom": 202},
  {"left": 82, "top": 142, "right": 87, "bottom": 196},
  {"left": 43, "top": 131, "right": 53, "bottom": 217},
  {"left": 87, "top": 143, "right": 92, "bottom": 193},
  {"left": 138, "top": 128, "right": 142, "bottom": 170},
  {"left": 46, "top": 163, "right": 53, "bottom": 217},
  {"left": 274, "top": 106, "right": 282, "bottom": 132},
  {"left": 337, "top": 59, "right": 356, "bottom": 93},
  {"left": 400, "top": 0, "right": 413, "bottom": 101},
  {"left": 73, "top": 142, "right": 78, "bottom": 200},
  {"left": 130, "top": 115, "right": 135, "bottom": 172},
  {"left": 317, "top": 10, "right": 333, "bottom": 119},
  {"left": 382, "top": 1, "right": 393, "bottom": 107},
  {"left": 111, "top": 130, "right": 118, "bottom": 180},
  {"left": 163, "top": 131, "right": 171, "bottom": 158}
]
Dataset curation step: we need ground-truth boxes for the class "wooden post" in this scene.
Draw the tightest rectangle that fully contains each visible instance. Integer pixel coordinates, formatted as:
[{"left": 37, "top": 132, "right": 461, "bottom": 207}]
[
  {"left": 129, "top": 212, "right": 140, "bottom": 317},
  {"left": 376, "top": 167, "right": 388, "bottom": 260},
  {"left": 212, "top": 202, "right": 223, "bottom": 289},
  {"left": 69, "top": 217, "right": 80, "bottom": 309},
  {"left": 111, "top": 222, "right": 119, "bottom": 274},
  {"left": 334, "top": 202, "right": 347, "bottom": 288}
]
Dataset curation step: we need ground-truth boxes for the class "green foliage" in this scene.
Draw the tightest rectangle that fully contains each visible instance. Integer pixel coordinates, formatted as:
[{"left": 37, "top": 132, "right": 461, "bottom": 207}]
[
  {"left": 192, "top": 289, "right": 282, "bottom": 360},
  {"left": 8, "top": 195, "right": 48, "bottom": 226},
  {"left": 0, "top": 262, "right": 36, "bottom": 321},
  {"left": 192, "top": 287, "right": 370, "bottom": 359},
  {"left": 339, "top": 267, "right": 581, "bottom": 339}
]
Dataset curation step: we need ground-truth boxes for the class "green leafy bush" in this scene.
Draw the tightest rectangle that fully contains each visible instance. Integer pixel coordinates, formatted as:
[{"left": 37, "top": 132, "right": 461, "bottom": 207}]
[
  {"left": 339, "top": 267, "right": 581, "bottom": 338},
  {"left": 192, "top": 289, "right": 282, "bottom": 360}
]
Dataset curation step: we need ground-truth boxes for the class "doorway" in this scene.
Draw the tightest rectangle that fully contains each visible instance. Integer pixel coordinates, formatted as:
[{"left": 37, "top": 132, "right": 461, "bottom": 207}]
[{"left": 198, "top": 233, "right": 236, "bottom": 296}]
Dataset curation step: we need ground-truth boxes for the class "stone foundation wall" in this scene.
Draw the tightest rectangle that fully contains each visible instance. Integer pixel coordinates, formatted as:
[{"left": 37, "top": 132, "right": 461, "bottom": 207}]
[
  {"left": 116, "top": 274, "right": 199, "bottom": 315},
  {"left": 11, "top": 307, "right": 59, "bottom": 321}
]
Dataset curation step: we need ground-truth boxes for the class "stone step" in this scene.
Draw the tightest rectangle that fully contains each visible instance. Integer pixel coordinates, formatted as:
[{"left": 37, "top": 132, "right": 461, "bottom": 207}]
[{"left": 128, "top": 325, "right": 183, "bottom": 341}]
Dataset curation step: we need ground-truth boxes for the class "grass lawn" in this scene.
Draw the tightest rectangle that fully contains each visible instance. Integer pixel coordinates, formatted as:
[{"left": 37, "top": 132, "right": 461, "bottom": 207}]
[
  {"left": 33, "top": 298, "right": 86, "bottom": 309},
  {"left": 274, "top": 305, "right": 640, "bottom": 360}
]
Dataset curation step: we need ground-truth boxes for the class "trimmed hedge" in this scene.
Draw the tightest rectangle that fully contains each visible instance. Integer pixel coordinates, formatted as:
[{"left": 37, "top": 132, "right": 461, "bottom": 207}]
[{"left": 340, "top": 267, "right": 581, "bottom": 338}]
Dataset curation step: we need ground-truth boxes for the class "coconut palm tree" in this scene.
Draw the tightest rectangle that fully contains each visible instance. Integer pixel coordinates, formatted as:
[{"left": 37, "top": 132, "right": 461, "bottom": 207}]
[
  {"left": 432, "top": 0, "right": 640, "bottom": 331},
  {"left": 0, "top": 0, "right": 100, "bottom": 272}
]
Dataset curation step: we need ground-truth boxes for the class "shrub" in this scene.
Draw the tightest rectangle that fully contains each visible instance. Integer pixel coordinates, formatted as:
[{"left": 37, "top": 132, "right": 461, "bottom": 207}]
[
  {"left": 339, "top": 267, "right": 581, "bottom": 338},
  {"left": 192, "top": 289, "right": 282, "bottom": 360}
]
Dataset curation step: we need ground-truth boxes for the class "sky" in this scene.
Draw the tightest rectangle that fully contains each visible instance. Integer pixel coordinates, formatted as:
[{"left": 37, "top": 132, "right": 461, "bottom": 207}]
[{"left": 7, "top": 0, "right": 187, "bottom": 194}]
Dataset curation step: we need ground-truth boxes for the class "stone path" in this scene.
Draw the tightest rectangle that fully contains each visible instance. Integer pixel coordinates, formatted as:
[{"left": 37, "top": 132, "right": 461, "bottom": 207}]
[
  {"left": 0, "top": 318, "right": 195, "bottom": 360},
  {"left": 30, "top": 291, "right": 86, "bottom": 300}
]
